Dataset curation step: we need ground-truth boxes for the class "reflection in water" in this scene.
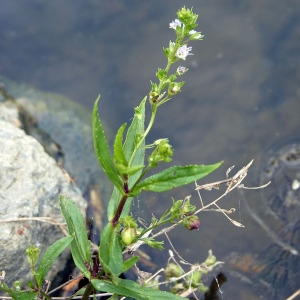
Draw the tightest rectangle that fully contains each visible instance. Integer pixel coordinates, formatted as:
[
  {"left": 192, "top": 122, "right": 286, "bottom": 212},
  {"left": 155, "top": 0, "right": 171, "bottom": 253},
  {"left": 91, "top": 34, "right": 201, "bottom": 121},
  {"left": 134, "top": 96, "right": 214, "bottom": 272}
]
[{"left": 228, "top": 138, "right": 300, "bottom": 299}]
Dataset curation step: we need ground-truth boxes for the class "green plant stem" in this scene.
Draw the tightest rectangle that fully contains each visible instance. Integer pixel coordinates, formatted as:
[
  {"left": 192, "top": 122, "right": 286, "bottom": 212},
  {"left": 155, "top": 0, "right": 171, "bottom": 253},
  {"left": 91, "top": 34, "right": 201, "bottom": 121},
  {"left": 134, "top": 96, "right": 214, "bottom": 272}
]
[
  {"left": 129, "top": 165, "right": 152, "bottom": 192},
  {"left": 128, "top": 104, "right": 158, "bottom": 167},
  {"left": 82, "top": 283, "right": 94, "bottom": 300},
  {"left": 140, "top": 215, "right": 177, "bottom": 237},
  {"left": 39, "top": 290, "right": 52, "bottom": 300},
  {"left": 110, "top": 26, "right": 192, "bottom": 229}
]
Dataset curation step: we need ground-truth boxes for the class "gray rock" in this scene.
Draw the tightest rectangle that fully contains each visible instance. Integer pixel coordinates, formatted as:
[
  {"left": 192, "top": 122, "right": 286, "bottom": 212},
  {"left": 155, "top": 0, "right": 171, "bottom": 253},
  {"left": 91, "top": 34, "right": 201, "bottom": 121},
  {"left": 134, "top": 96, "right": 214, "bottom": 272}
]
[
  {"left": 0, "top": 119, "right": 86, "bottom": 289},
  {"left": 0, "top": 78, "right": 112, "bottom": 200}
]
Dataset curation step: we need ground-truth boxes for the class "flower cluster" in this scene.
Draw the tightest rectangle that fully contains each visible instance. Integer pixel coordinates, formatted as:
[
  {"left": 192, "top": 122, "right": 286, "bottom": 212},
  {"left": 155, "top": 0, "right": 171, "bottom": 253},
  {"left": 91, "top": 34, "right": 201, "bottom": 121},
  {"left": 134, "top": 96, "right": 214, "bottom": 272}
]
[
  {"left": 149, "top": 7, "right": 204, "bottom": 107},
  {"left": 148, "top": 139, "right": 173, "bottom": 167},
  {"left": 170, "top": 197, "right": 201, "bottom": 231}
]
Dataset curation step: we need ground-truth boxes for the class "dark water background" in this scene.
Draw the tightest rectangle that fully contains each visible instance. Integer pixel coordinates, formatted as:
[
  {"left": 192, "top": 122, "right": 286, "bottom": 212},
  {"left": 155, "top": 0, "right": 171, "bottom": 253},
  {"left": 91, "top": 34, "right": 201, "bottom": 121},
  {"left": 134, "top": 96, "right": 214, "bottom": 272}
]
[{"left": 1, "top": 1, "right": 300, "bottom": 299}]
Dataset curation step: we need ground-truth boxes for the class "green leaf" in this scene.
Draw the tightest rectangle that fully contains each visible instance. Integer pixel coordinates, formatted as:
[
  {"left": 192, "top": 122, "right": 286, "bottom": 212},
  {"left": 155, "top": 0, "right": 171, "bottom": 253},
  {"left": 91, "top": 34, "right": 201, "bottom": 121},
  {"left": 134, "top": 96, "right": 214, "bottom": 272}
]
[
  {"left": 133, "top": 162, "right": 222, "bottom": 194},
  {"left": 107, "top": 186, "right": 123, "bottom": 221},
  {"left": 35, "top": 235, "right": 73, "bottom": 287},
  {"left": 59, "top": 195, "right": 91, "bottom": 279},
  {"left": 93, "top": 96, "right": 124, "bottom": 194},
  {"left": 91, "top": 278, "right": 187, "bottom": 300},
  {"left": 0, "top": 284, "right": 37, "bottom": 300},
  {"left": 114, "top": 123, "right": 128, "bottom": 167},
  {"left": 122, "top": 256, "right": 139, "bottom": 273},
  {"left": 107, "top": 97, "right": 146, "bottom": 220},
  {"left": 99, "top": 223, "right": 123, "bottom": 278},
  {"left": 123, "top": 97, "right": 146, "bottom": 188}
]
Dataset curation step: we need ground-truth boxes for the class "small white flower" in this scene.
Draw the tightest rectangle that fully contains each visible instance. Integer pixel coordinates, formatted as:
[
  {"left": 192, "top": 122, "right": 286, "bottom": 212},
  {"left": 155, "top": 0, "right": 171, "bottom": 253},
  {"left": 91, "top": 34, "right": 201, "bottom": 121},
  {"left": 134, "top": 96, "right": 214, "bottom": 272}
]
[
  {"left": 176, "top": 45, "right": 193, "bottom": 60},
  {"left": 189, "top": 30, "right": 203, "bottom": 40},
  {"left": 169, "top": 19, "right": 182, "bottom": 30}
]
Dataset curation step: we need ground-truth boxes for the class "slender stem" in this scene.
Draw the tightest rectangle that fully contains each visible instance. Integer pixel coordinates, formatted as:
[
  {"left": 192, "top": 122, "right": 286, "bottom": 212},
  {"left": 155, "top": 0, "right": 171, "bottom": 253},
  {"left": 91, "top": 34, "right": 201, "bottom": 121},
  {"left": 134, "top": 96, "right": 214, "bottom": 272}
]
[
  {"left": 111, "top": 194, "right": 128, "bottom": 226},
  {"left": 111, "top": 32, "right": 186, "bottom": 225},
  {"left": 129, "top": 165, "right": 152, "bottom": 192},
  {"left": 128, "top": 104, "right": 157, "bottom": 167},
  {"left": 128, "top": 34, "right": 184, "bottom": 168},
  {"left": 140, "top": 215, "right": 177, "bottom": 237},
  {"left": 82, "top": 283, "right": 94, "bottom": 300}
]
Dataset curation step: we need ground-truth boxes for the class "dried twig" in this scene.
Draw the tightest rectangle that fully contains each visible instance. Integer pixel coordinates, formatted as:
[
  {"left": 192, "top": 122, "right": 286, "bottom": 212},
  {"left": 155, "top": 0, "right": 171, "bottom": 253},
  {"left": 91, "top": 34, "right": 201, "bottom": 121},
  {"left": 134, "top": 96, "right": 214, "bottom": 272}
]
[
  {"left": 0, "top": 217, "right": 68, "bottom": 236},
  {"left": 286, "top": 289, "right": 300, "bottom": 300}
]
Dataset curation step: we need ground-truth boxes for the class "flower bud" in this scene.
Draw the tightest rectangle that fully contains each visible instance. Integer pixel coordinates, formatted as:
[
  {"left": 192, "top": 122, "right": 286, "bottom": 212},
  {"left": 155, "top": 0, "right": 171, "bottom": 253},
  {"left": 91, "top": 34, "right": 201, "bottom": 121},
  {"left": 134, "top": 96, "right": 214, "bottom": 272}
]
[
  {"left": 170, "top": 199, "right": 183, "bottom": 216},
  {"left": 149, "top": 92, "right": 160, "bottom": 104},
  {"left": 121, "top": 227, "right": 137, "bottom": 246},
  {"left": 204, "top": 250, "right": 217, "bottom": 267},
  {"left": 180, "top": 198, "right": 196, "bottom": 215},
  {"left": 13, "top": 281, "right": 22, "bottom": 291},
  {"left": 148, "top": 139, "right": 173, "bottom": 167},
  {"left": 164, "top": 263, "right": 184, "bottom": 279},
  {"left": 168, "top": 82, "right": 185, "bottom": 96},
  {"left": 187, "top": 269, "right": 202, "bottom": 287},
  {"left": 189, "top": 30, "right": 204, "bottom": 40},
  {"left": 183, "top": 215, "right": 200, "bottom": 230}
]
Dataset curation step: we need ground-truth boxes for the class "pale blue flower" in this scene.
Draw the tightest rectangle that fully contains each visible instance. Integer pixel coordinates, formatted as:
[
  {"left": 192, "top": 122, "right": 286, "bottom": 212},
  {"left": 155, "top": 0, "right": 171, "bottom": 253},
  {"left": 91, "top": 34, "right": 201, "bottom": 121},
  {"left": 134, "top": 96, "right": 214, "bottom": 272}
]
[
  {"left": 169, "top": 19, "right": 182, "bottom": 30},
  {"left": 177, "top": 66, "right": 187, "bottom": 75},
  {"left": 189, "top": 30, "right": 204, "bottom": 40},
  {"left": 176, "top": 45, "right": 193, "bottom": 60}
]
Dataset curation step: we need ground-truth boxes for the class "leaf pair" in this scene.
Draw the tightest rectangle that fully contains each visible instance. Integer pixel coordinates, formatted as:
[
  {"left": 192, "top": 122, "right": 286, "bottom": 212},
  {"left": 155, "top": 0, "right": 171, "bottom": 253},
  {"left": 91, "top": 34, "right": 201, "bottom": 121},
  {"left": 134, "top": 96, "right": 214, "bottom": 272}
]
[
  {"left": 93, "top": 96, "right": 147, "bottom": 221},
  {"left": 114, "top": 123, "right": 144, "bottom": 177}
]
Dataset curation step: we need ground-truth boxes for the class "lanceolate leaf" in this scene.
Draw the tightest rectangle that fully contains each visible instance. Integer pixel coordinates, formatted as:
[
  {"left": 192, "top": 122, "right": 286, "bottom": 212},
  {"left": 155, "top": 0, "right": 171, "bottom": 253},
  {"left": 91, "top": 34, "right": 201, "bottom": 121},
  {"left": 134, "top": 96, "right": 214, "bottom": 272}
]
[
  {"left": 93, "top": 96, "right": 124, "bottom": 194},
  {"left": 114, "top": 123, "right": 128, "bottom": 167},
  {"left": 99, "top": 223, "right": 123, "bottom": 278},
  {"left": 107, "top": 186, "right": 123, "bottom": 221},
  {"left": 91, "top": 278, "right": 187, "bottom": 300},
  {"left": 122, "top": 256, "right": 139, "bottom": 273},
  {"left": 35, "top": 235, "right": 73, "bottom": 287},
  {"left": 132, "top": 162, "right": 222, "bottom": 194},
  {"left": 123, "top": 97, "right": 146, "bottom": 189},
  {"left": 59, "top": 196, "right": 91, "bottom": 279}
]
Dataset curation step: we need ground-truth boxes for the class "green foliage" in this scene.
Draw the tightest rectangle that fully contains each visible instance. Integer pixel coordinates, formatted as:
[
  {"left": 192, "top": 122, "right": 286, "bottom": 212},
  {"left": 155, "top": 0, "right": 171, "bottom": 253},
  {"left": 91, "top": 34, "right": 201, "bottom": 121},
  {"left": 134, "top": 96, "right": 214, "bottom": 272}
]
[
  {"left": 26, "top": 245, "right": 40, "bottom": 271},
  {"left": 106, "top": 97, "right": 146, "bottom": 221},
  {"left": 0, "top": 236, "right": 73, "bottom": 298},
  {"left": 0, "top": 284, "right": 37, "bottom": 300},
  {"left": 122, "top": 256, "right": 139, "bottom": 273},
  {"left": 99, "top": 223, "right": 123, "bottom": 280},
  {"left": 35, "top": 235, "right": 73, "bottom": 287},
  {"left": 93, "top": 96, "right": 124, "bottom": 195},
  {"left": 2, "top": 7, "right": 226, "bottom": 300},
  {"left": 91, "top": 278, "right": 187, "bottom": 300},
  {"left": 59, "top": 195, "right": 92, "bottom": 279},
  {"left": 114, "top": 122, "right": 128, "bottom": 169},
  {"left": 89, "top": 7, "right": 219, "bottom": 299}
]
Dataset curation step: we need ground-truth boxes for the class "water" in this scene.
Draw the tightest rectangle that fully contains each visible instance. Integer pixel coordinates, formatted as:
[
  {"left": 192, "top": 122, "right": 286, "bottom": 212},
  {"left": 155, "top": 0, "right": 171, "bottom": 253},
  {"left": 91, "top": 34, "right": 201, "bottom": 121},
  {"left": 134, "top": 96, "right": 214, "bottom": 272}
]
[{"left": 1, "top": 1, "right": 300, "bottom": 298}]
